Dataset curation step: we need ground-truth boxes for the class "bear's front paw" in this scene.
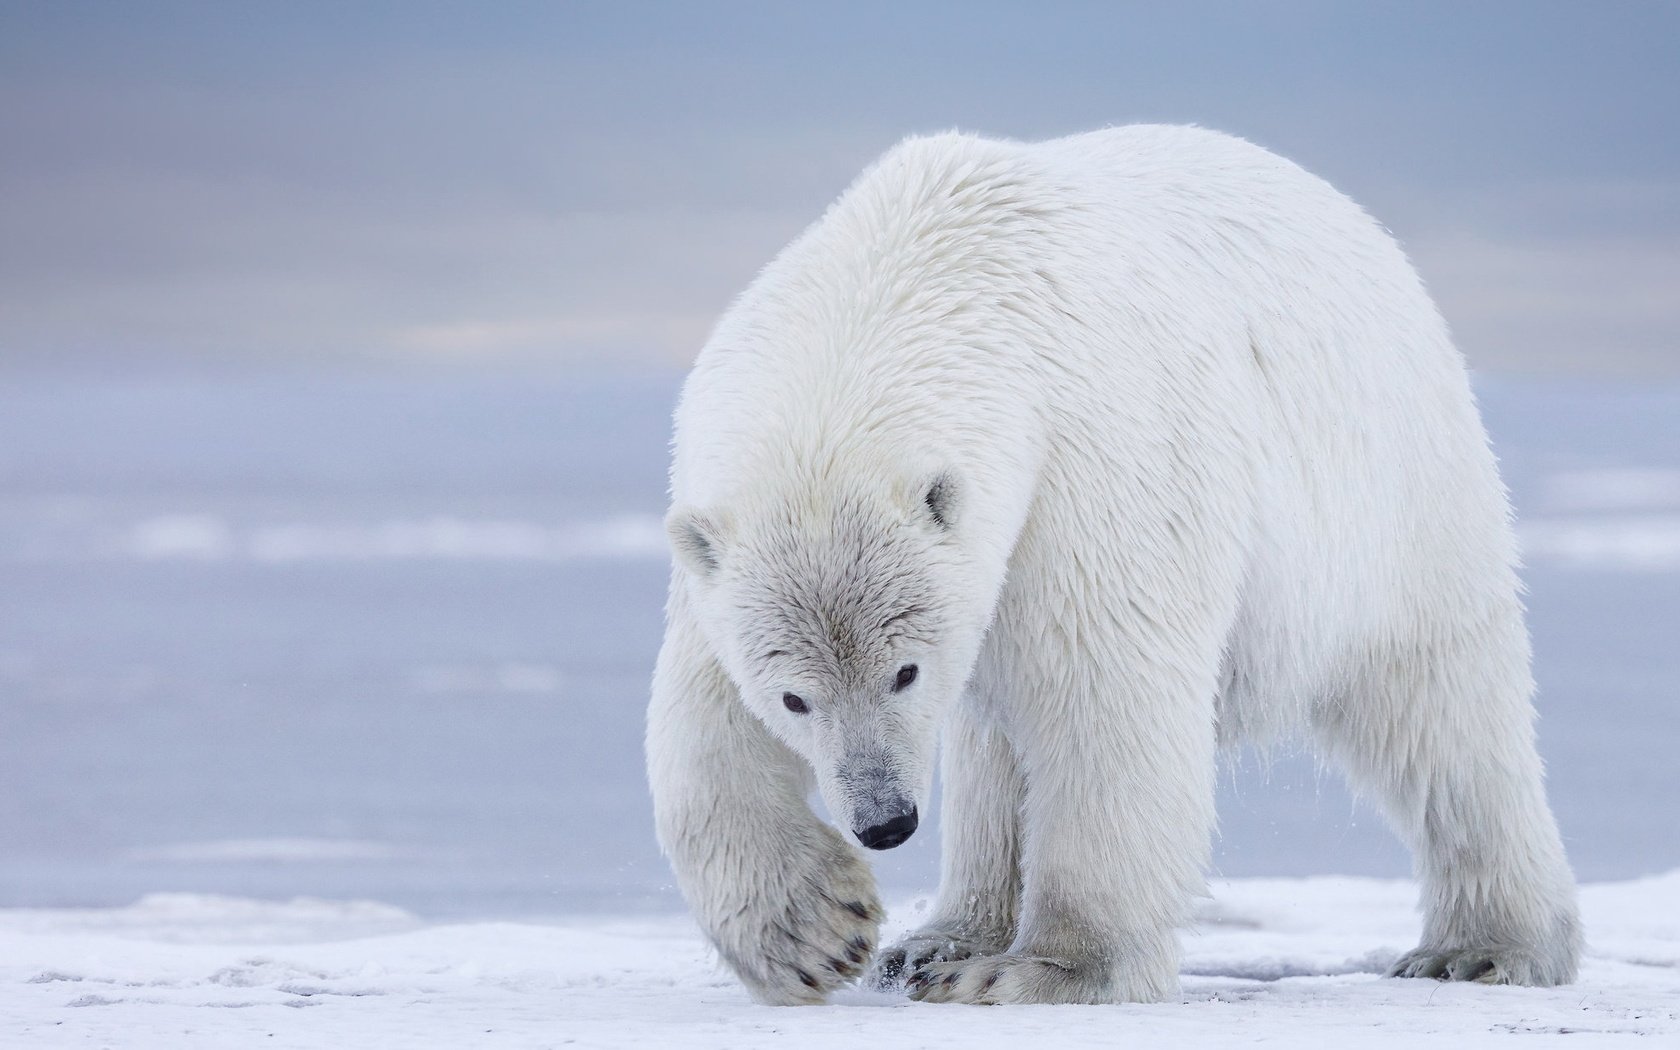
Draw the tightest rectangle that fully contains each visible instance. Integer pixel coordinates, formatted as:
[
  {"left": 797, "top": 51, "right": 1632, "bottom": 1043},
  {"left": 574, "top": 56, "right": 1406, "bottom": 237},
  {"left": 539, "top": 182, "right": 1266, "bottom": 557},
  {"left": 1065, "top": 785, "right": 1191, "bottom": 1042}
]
[
  {"left": 870, "top": 925, "right": 1008, "bottom": 990},
  {"left": 705, "top": 828, "right": 884, "bottom": 1005},
  {"left": 905, "top": 953, "right": 1114, "bottom": 1005}
]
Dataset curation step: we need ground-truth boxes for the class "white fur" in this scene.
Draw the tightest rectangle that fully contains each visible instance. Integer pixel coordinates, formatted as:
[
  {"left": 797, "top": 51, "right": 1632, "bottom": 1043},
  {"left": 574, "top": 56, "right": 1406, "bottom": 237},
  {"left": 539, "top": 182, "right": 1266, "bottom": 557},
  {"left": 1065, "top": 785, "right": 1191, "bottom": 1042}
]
[{"left": 647, "top": 125, "right": 1581, "bottom": 1005}]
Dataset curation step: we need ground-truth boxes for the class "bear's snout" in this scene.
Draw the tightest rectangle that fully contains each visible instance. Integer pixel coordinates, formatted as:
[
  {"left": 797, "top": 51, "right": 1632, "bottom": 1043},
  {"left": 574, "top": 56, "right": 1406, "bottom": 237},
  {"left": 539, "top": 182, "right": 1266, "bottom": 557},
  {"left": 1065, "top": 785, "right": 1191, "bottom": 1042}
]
[{"left": 855, "top": 806, "right": 918, "bottom": 850}]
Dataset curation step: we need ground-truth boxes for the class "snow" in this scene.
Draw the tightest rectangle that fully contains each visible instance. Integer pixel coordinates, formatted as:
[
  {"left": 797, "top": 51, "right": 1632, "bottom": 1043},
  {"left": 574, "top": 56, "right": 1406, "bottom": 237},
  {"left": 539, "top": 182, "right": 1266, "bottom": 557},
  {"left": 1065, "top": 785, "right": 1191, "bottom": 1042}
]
[
  {"left": 124, "top": 513, "right": 668, "bottom": 564},
  {"left": 1516, "top": 462, "right": 1680, "bottom": 571},
  {"left": 125, "top": 839, "right": 414, "bottom": 865},
  {"left": 5, "top": 874, "right": 1676, "bottom": 1047},
  {"left": 1520, "top": 515, "right": 1680, "bottom": 572},
  {"left": 1540, "top": 468, "right": 1680, "bottom": 512}
]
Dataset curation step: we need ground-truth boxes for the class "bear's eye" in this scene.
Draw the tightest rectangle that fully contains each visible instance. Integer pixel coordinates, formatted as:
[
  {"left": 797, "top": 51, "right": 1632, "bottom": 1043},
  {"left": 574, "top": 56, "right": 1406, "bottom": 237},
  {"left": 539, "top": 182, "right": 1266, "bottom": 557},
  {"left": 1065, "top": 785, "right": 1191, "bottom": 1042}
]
[
  {"left": 782, "top": 692, "right": 809, "bottom": 714},
  {"left": 893, "top": 664, "right": 918, "bottom": 692}
]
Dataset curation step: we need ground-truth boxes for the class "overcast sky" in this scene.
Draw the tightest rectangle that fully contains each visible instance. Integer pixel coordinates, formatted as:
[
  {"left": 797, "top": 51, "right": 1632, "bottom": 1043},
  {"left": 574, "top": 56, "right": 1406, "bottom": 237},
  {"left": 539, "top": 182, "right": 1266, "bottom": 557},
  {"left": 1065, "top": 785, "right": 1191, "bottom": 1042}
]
[{"left": 2, "top": 1, "right": 1677, "bottom": 375}]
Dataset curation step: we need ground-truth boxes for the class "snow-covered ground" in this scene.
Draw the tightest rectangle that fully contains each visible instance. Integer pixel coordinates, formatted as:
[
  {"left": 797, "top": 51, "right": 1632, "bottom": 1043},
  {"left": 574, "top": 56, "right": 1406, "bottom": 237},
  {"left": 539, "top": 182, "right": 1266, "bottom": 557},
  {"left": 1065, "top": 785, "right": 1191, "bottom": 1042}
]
[
  {"left": 5, "top": 873, "right": 1677, "bottom": 1047},
  {"left": 2, "top": 369, "right": 1678, "bottom": 1043}
]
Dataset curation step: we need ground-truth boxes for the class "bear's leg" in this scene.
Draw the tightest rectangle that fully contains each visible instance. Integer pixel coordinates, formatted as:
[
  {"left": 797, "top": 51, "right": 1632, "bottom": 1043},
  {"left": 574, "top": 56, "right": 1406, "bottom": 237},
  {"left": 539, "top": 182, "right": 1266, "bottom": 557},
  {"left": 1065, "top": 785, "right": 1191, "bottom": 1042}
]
[
  {"left": 647, "top": 585, "right": 883, "bottom": 1004},
  {"left": 908, "top": 620, "right": 1219, "bottom": 1004},
  {"left": 1315, "top": 617, "right": 1582, "bottom": 986},
  {"left": 871, "top": 700, "right": 1023, "bottom": 988}
]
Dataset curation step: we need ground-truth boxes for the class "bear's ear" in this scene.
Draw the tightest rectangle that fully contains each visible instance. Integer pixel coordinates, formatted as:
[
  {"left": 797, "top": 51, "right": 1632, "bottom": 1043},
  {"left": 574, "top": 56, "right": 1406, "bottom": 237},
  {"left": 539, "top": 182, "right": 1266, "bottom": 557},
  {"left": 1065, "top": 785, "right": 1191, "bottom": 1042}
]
[
  {"left": 666, "top": 506, "right": 728, "bottom": 579},
  {"left": 921, "top": 471, "right": 959, "bottom": 531}
]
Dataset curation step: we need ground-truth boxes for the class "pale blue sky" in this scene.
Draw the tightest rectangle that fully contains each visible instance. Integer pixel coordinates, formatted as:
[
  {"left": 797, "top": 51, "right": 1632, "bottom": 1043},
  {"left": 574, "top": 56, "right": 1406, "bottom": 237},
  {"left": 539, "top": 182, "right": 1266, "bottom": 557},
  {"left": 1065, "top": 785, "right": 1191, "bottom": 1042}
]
[{"left": 2, "top": 1, "right": 1676, "bottom": 373}]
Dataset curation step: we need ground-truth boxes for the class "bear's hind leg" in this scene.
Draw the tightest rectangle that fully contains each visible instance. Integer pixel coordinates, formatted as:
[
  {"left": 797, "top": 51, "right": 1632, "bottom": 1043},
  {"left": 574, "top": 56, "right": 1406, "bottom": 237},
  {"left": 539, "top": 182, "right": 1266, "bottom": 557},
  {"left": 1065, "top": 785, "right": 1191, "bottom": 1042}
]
[
  {"left": 1314, "top": 615, "right": 1581, "bottom": 986},
  {"left": 871, "top": 699, "right": 1023, "bottom": 988}
]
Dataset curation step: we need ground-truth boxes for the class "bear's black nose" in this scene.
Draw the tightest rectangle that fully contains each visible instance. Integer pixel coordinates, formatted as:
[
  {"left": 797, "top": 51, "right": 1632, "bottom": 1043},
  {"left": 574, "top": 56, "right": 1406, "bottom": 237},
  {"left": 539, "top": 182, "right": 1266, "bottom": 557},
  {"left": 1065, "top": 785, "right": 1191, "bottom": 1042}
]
[{"left": 856, "top": 807, "right": 919, "bottom": 850}]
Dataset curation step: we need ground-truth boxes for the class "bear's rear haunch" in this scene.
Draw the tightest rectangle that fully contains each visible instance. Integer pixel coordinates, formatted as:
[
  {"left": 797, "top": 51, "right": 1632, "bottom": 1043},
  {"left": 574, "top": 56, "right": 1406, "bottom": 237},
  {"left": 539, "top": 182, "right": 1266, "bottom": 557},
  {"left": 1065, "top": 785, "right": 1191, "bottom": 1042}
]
[{"left": 646, "top": 125, "right": 1581, "bottom": 1005}]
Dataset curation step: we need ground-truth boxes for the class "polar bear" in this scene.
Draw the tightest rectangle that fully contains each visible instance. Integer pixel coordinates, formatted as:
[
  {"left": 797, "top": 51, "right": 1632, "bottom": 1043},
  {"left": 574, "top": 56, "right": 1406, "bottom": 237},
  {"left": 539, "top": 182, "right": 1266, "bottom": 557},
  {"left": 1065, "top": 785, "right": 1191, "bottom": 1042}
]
[{"left": 647, "top": 125, "right": 1581, "bottom": 1005}]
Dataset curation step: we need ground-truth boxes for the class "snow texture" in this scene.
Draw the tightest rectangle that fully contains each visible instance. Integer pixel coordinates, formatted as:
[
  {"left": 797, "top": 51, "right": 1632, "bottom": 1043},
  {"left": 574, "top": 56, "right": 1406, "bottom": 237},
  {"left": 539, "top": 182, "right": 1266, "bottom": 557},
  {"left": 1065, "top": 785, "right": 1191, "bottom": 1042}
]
[{"left": 4, "top": 874, "right": 1675, "bottom": 1047}]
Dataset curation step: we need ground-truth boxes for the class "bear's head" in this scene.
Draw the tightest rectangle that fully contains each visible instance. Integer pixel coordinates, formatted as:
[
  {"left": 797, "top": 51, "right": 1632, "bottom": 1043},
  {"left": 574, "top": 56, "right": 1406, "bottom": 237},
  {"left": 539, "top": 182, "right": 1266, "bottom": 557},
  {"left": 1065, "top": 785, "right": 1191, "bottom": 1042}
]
[{"left": 667, "top": 470, "right": 985, "bottom": 851}]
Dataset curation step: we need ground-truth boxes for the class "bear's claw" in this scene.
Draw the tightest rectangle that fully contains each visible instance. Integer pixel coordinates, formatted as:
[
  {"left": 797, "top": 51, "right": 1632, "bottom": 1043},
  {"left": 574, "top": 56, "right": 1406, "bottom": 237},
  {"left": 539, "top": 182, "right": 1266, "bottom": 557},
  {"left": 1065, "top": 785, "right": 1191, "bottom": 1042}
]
[
  {"left": 904, "top": 954, "right": 1108, "bottom": 1005},
  {"left": 869, "top": 926, "right": 1004, "bottom": 990},
  {"left": 1387, "top": 946, "right": 1548, "bottom": 985},
  {"left": 708, "top": 828, "right": 884, "bottom": 1005}
]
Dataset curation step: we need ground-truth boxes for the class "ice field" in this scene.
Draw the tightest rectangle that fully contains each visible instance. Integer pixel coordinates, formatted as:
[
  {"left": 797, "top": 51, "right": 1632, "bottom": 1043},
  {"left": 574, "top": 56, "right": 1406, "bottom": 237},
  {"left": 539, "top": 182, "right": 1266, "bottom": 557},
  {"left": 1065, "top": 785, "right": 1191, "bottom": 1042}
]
[{"left": 2, "top": 368, "right": 1677, "bottom": 1044}]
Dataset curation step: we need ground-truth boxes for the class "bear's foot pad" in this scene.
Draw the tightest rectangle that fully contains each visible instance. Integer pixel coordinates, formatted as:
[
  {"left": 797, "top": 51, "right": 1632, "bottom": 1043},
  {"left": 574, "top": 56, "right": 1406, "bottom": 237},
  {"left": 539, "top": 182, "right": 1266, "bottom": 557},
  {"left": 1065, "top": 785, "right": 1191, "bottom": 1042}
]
[
  {"left": 905, "top": 954, "right": 1109, "bottom": 1005},
  {"left": 1386, "top": 945, "right": 1566, "bottom": 986},
  {"left": 871, "top": 929, "right": 1008, "bottom": 990}
]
